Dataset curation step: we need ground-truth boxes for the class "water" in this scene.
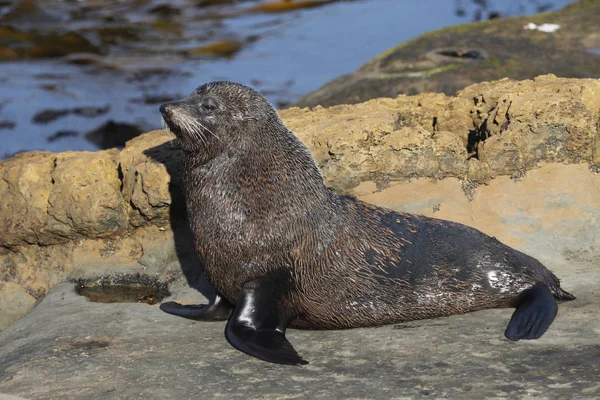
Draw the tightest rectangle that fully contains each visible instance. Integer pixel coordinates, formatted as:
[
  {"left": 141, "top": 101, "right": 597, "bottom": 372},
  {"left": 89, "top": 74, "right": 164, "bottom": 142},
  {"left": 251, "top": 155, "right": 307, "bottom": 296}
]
[{"left": 0, "top": 0, "right": 574, "bottom": 158}]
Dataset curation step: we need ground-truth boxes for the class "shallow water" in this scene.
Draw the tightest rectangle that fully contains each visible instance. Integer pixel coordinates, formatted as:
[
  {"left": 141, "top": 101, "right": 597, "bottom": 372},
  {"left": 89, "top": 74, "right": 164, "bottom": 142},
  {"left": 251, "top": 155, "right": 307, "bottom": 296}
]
[{"left": 0, "top": 0, "right": 573, "bottom": 158}]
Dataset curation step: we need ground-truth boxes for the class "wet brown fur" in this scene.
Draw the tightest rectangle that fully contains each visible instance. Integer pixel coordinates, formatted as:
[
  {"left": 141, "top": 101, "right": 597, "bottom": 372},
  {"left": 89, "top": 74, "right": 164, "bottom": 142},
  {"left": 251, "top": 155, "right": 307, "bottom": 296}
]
[{"left": 161, "top": 81, "right": 574, "bottom": 330}]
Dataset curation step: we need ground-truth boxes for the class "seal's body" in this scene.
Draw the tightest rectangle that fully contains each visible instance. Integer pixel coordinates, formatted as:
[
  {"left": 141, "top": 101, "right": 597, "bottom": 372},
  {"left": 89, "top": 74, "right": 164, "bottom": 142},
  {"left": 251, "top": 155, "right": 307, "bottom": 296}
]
[{"left": 159, "top": 81, "right": 574, "bottom": 365}]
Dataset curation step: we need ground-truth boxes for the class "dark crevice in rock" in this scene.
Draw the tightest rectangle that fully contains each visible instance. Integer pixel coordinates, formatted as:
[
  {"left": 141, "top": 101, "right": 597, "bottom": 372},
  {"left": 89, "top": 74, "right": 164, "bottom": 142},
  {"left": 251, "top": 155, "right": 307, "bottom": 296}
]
[
  {"left": 116, "top": 162, "right": 124, "bottom": 192},
  {"left": 435, "top": 49, "right": 486, "bottom": 61},
  {"left": 467, "top": 119, "right": 490, "bottom": 160},
  {"left": 501, "top": 101, "right": 512, "bottom": 132},
  {"left": 50, "top": 157, "right": 58, "bottom": 185}
]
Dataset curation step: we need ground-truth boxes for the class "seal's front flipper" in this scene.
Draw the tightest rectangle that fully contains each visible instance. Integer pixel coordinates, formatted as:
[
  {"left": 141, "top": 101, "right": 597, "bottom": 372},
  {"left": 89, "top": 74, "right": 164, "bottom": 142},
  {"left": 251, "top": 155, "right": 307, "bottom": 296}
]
[
  {"left": 160, "top": 294, "right": 232, "bottom": 321},
  {"left": 505, "top": 284, "right": 558, "bottom": 341},
  {"left": 225, "top": 274, "right": 307, "bottom": 365}
]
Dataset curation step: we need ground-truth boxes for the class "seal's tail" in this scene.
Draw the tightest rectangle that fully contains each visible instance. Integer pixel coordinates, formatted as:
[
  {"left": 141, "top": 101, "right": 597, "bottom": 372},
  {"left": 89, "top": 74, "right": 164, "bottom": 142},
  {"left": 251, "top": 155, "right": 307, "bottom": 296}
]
[
  {"left": 536, "top": 266, "right": 576, "bottom": 301},
  {"left": 550, "top": 286, "right": 576, "bottom": 301}
]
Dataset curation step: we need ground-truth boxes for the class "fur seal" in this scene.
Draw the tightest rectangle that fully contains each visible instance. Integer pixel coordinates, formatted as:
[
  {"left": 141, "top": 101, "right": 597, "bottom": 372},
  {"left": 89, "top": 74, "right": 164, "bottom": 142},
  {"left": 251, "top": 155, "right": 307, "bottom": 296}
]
[{"left": 158, "top": 81, "right": 575, "bottom": 365}]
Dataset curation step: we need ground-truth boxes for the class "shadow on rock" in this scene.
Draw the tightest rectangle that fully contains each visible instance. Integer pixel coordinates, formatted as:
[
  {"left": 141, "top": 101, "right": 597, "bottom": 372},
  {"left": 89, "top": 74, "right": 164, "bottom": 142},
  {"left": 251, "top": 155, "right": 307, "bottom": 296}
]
[{"left": 143, "top": 140, "right": 216, "bottom": 303}]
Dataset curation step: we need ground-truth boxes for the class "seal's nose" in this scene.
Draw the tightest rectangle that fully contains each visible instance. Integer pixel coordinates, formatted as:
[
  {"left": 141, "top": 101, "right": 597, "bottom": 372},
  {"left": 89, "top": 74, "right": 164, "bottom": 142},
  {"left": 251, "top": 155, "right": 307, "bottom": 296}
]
[{"left": 159, "top": 103, "right": 171, "bottom": 119}]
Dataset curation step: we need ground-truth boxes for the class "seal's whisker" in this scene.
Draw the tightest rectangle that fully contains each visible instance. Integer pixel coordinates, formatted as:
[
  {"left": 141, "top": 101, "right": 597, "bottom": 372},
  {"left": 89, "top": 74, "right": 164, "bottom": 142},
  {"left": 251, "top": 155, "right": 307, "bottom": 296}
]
[
  {"left": 197, "top": 121, "right": 223, "bottom": 144},
  {"left": 181, "top": 113, "right": 212, "bottom": 148},
  {"left": 185, "top": 118, "right": 208, "bottom": 148}
]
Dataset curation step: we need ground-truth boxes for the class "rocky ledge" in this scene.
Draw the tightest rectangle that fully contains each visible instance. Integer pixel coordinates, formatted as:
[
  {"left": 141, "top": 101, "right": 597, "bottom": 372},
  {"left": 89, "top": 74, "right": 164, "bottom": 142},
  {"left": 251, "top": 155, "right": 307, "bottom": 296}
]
[{"left": 0, "top": 75, "right": 599, "bottom": 399}]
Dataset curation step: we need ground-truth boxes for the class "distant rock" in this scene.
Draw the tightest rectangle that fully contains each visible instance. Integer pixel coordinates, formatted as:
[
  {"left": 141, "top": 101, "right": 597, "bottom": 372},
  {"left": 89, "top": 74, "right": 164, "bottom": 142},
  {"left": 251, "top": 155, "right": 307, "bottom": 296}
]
[
  {"left": 294, "top": 1, "right": 600, "bottom": 108},
  {"left": 47, "top": 130, "right": 79, "bottom": 142},
  {"left": 85, "top": 120, "right": 145, "bottom": 149}
]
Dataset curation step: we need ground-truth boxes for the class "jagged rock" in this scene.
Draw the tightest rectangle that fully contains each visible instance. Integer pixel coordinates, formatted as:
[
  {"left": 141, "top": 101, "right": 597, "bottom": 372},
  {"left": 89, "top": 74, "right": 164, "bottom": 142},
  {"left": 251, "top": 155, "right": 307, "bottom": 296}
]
[
  {"left": 47, "top": 151, "right": 128, "bottom": 240},
  {"left": 1, "top": 152, "right": 56, "bottom": 247},
  {"left": 284, "top": 75, "right": 600, "bottom": 190},
  {"left": 117, "top": 132, "right": 184, "bottom": 227}
]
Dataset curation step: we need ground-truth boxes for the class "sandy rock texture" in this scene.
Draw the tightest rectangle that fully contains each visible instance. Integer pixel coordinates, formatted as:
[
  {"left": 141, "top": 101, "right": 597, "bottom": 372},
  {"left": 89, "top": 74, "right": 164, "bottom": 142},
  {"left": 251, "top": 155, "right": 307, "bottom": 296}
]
[
  {"left": 0, "top": 75, "right": 599, "bottom": 331},
  {"left": 294, "top": 0, "right": 600, "bottom": 108},
  {"left": 0, "top": 281, "right": 598, "bottom": 400}
]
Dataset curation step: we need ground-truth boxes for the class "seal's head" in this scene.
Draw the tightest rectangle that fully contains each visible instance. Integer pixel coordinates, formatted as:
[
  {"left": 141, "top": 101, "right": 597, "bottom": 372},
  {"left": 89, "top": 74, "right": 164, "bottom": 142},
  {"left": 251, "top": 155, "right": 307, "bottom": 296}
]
[{"left": 159, "top": 81, "right": 282, "bottom": 155}]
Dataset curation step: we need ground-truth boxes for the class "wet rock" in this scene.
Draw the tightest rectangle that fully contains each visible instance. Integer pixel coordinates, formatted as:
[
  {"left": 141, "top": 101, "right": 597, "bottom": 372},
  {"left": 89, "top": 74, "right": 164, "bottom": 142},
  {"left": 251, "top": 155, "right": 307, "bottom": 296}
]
[
  {"left": 0, "top": 0, "right": 64, "bottom": 26},
  {"left": 129, "top": 94, "right": 182, "bottom": 105},
  {"left": 47, "top": 130, "right": 79, "bottom": 142},
  {"left": 248, "top": 0, "right": 335, "bottom": 14},
  {"left": 63, "top": 53, "right": 109, "bottom": 66},
  {"left": 86, "top": 120, "right": 145, "bottom": 149},
  {"left": 29, "top": 31, "right": 100, "bottom": 59},
  {"left": 0, "top": 120, "right": 15, "bottom": 129},
  {"left": 186, "top": 39, "right": 244, "bottom": 58},
  {"left": 126, "top": 67, "right": 181, "bottom": 83},
  {"left": 294, "top": 1, "right": 600, "bottom": 108},
  {"left": 34, "top": 106, "right": 110, "bottom": 125},
  {"left": 72, "top": 105, "right": 110, "bottom": 118},
  {"left": 0, "top": 20, "right": 100, "bottom": 59},
  {"left": 0, "top": 45, "right": 17, "bottom": 59},
  {"left": 96, "top": 25, "right": 141, "bottom": 45},
  {"left": 32, "top": 108, "right": 70, "bottom": 124},
  {"left": 149, "top": 4, "right": 182, "bottom": 17}
]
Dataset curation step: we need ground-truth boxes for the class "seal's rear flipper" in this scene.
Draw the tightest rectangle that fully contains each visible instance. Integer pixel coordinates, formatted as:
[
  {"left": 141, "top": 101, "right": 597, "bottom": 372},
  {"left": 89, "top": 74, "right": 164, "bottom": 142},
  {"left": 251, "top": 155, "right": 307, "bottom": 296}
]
[
  {"left": 225, "top": 274, "right": 308, "bottom": 365},
  {"left": 160, "top": 294, "right": 232, "bottom": 321},
  {"left": 505, "top": 284, "right": 558, "bottom": 341},
  {"left": 226, "top": 324, "right": 307, "bottom": 365}
]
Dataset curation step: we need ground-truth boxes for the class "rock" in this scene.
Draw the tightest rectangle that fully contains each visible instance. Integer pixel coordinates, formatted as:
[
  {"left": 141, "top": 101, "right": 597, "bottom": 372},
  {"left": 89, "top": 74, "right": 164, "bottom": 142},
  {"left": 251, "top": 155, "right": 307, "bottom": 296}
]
[
  {"left": 117, "top": 130, "right": 183, "bottom": 227},
  {"left": 46, "top": 151, "right": 128, "bottom": 241},
  {"left": 0, "top": 76, "right": 599, "bottom": 397},
  {"left": 47, "top": 130, "right": 79, "bottom": 142},
  {"left": 294, "top": 1, "right": 600, "bottom": 108},
  {"left": 72, "top": 105, "right": 110, "bottom": 118},
  {"left": 284, "top": 75, "right": 600, "bottom": 191},
  {"left": 1, "top": 152, "right": 57, "bottom": 246},
  {"left": 0, "top": 0, "right": 64, "bottom": 26},
  {"left": 0, "top": 282, "right": 36, "bottom": 329},
  {"left": 32, "top": 108, "right": 70, "bottom": 124},
  {"left": 1, "top": 75, "right": 599, "bottom": 333},
  {"left": 0, "top": 276, "right": 598, "bottom": 398},
  {"left": 0, "top": 120, "right": 15, "bottom": 130},
  {"left": 0, "top": 150, "right": 128, "bottom": 247},
  {"left": 461, "top": 75, "right": 600, "bottom": 170},
  {"left": 85, "top": 120, "right": 145, "bottom": 149}
]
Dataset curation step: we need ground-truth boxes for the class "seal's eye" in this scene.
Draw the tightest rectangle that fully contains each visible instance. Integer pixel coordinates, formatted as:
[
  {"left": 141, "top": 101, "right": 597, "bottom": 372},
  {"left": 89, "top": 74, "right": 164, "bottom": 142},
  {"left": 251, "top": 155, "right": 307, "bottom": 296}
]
[{"left": 201, "top": 98, "right": 218, "bottom": 112}]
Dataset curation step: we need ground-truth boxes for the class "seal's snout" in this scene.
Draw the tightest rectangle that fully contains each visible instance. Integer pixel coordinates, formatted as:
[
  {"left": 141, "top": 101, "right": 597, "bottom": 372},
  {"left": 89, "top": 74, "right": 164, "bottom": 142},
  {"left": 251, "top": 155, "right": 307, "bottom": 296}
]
[{"left": 159, "top": 103, "right": 172, "bottom": 120}]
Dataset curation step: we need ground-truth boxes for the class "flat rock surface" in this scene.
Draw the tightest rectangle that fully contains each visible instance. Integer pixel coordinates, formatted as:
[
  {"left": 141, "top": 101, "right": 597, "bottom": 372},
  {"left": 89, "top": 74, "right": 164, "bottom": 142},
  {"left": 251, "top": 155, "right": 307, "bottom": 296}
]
[
  {"left": 1, "top": 162, "right": 599, "bottom": 399},
  {"left": 0, "top": 281, "right": 598, "bottom": 400}
]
